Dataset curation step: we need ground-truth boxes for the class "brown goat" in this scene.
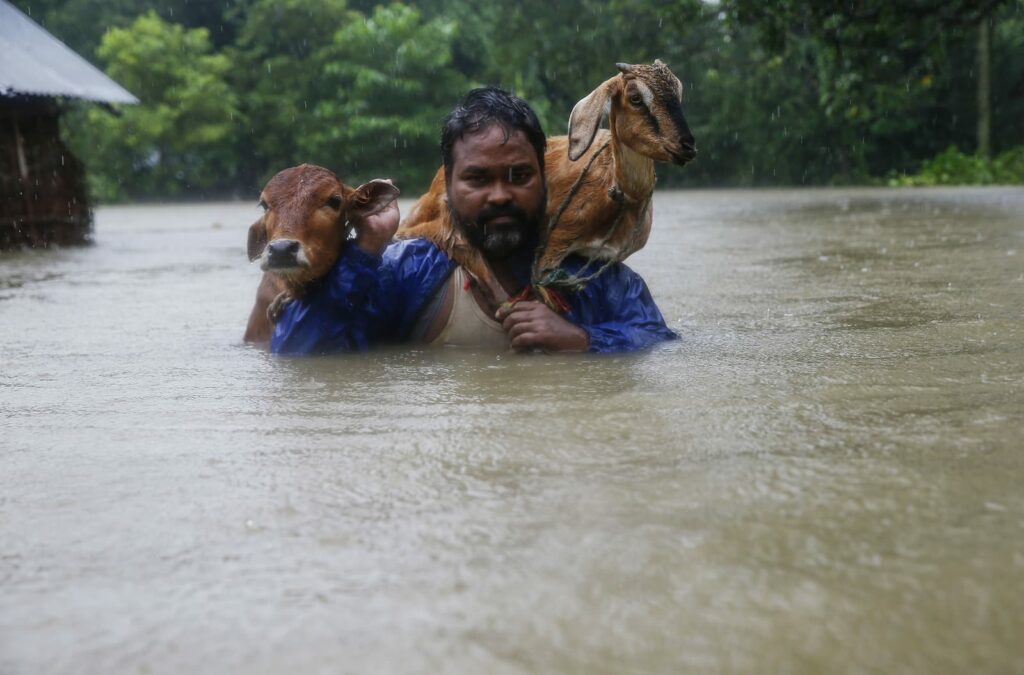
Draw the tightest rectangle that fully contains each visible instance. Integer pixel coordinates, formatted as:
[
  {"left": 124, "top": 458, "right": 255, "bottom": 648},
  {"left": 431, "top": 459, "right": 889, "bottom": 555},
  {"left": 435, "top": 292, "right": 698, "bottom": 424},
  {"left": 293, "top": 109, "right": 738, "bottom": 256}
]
[
  {"left": 243, "top": 164, "right": 399, "bottom": 343},
  {"left": 397, "top": 60, "right": 695, "bottom": 297}
]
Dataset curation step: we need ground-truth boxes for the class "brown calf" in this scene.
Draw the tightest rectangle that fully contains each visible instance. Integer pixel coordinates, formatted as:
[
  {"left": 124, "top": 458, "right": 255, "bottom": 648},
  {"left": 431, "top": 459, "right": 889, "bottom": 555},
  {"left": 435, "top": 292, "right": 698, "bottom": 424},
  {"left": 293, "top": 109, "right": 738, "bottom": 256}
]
[
  {"left": 397, "top": 60, "right": 696, "bottom": 298},
  {"left": 243, "top": 164, "right": 399, "bottom": 343}
]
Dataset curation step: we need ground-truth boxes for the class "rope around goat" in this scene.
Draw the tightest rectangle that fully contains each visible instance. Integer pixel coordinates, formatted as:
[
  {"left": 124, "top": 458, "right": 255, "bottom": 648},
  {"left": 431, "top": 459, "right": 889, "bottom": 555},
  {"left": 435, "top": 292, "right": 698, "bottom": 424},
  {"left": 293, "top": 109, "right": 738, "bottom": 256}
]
[{"left": 529, "top": 139, "right": 653, "bottom": 295}]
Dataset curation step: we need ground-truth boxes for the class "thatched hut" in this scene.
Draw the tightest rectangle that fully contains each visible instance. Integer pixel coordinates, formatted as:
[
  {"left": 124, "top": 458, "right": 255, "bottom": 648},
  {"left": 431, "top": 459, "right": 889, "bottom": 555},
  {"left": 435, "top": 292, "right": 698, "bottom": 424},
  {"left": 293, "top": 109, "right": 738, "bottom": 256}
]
[{"left": 0, "top": 0, "right": 137, "bottom": 250}]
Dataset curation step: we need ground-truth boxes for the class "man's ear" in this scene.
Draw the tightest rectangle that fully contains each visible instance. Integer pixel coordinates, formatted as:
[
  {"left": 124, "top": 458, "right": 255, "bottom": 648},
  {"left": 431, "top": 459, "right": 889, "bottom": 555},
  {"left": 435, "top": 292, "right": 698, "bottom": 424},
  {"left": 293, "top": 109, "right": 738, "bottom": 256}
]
[
  {"left": 567, "top": 76, "right": 616, "bottom": 161},
  {"left": 247, "top": 218, "right": 268, "bottom": 262},
  {"left": 347, "top": 179, "right": 400, "bottom": 220}
]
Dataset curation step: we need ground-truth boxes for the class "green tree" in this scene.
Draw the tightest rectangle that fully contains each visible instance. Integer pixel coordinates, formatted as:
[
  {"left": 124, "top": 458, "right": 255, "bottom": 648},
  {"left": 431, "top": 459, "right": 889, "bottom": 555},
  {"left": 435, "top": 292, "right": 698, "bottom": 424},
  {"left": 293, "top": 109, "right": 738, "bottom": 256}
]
[
  {"left": 231, "top": 0, "right": 358, "bottom": 188},
  {"left": 304, "top": 3, "right": 471, "bottom": 188},
  {"left": 15, "top": 0, "right": 1022, "bottom": 197},
  {"left": 723, "top": 0, "right": 1022, "bottom": 177},
  {"left": 11, "top": 0, "right": 245, "bottom": 63},
  {"left": 64, "top": 12, "right": 239, "bottom": 200},
  {"left": 420, "top": 0, "right": 713, "bottom": 186}
]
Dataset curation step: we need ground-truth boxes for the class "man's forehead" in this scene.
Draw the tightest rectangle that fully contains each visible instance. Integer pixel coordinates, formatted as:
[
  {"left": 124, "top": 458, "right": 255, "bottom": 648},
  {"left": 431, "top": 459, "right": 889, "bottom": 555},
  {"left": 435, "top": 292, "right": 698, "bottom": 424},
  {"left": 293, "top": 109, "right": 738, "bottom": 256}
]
[{"left": 451, "top": 124, "right": 538, "bottom": 167}]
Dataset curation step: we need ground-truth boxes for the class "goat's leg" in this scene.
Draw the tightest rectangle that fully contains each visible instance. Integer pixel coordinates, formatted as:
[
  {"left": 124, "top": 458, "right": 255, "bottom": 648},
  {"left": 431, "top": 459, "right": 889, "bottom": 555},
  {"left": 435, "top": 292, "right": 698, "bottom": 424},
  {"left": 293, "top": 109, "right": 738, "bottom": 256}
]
[
  {"left": 398, "top": 168, "right": 447, "bottom": 232},
  {"left": 394, "top": 218, "right": 499, "bottom": 294},
  {"left": 535, "top": 232, "right": 576, "bottom": 282},
  {"left": 451, "top": 245, "right": 497, "bottom": 292}
]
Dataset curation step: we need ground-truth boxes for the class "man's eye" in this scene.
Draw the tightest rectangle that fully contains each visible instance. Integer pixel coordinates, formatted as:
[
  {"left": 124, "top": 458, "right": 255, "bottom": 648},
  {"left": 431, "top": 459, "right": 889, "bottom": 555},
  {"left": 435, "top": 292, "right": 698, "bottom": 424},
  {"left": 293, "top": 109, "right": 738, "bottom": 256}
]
[
  {"left": 464, "top": 174, "right": 488, "bottom": 185},
  {"left": 508, "top": 170, "right": 533, "bottom": 185}
]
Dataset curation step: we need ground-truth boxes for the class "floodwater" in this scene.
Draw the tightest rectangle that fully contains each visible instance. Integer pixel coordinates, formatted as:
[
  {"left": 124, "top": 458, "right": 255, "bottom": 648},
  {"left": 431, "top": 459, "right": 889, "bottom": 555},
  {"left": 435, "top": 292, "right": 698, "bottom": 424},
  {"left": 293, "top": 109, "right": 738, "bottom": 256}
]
[{"left": 2, "top": 188, "right": 1023, "bottom": 674}]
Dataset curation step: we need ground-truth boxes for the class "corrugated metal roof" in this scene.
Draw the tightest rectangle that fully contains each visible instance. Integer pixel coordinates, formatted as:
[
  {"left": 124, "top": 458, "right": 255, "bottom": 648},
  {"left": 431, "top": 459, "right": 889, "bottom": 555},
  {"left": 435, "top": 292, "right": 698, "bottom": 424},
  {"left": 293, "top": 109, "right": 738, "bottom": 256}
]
[{"left": 0, "top": 0, "right": 138, "bottom": 104}]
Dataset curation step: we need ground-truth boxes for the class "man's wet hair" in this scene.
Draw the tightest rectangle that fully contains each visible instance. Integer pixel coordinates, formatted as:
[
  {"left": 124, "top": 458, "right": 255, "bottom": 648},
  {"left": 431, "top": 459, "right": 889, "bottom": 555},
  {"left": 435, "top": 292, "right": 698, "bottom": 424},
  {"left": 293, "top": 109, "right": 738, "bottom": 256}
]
[{"left": 441, "top": 87, "right": 546, "bottom": 176}]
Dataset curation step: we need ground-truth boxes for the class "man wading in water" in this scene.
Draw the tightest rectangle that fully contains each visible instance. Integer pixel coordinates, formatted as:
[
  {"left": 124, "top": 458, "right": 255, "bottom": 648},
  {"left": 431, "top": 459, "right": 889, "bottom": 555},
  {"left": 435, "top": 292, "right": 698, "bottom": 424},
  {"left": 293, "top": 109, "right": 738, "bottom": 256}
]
[{"left": 271, "top": 88, "right": 676, "bottom": 354}]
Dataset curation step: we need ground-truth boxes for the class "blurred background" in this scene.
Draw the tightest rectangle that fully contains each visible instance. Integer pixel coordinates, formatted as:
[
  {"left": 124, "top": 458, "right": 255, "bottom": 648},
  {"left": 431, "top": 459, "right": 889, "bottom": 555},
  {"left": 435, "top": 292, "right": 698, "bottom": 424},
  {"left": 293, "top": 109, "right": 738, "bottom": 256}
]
[{"left": 9, "top": 0, "right": 1024, "bottom": 201}]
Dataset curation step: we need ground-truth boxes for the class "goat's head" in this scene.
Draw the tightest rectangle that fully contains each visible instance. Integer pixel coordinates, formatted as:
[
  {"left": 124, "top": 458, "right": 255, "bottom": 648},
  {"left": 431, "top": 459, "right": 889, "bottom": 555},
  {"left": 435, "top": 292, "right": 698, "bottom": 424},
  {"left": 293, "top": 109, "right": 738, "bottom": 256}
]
[
  {"left": 568, "top": 59, "right": 696, "bottom": 166},
  {"left": 247, "top": 164, "right": 399, "bottom": 288}
]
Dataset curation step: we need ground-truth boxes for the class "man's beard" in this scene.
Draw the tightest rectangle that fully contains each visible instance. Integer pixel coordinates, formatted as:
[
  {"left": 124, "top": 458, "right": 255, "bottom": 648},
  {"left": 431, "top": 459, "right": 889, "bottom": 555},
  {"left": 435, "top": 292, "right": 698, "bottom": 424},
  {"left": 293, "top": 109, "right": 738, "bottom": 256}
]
[{"left": 447, "top": 193, "right": 546, "bottom": 260}]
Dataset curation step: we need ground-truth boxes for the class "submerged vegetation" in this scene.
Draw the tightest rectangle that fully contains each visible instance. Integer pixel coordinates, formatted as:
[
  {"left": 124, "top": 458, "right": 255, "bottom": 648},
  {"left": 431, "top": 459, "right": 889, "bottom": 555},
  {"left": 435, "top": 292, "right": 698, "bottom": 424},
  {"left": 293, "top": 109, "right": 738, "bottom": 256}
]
[{"left": 12, "top": 0, "right": 1024, "bottom": 200}]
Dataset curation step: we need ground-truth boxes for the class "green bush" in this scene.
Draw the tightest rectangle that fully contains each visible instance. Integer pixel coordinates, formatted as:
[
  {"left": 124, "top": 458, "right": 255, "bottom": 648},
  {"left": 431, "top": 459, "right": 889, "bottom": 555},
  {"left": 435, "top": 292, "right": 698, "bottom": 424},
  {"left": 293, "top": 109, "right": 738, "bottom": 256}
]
[
  {"left": 889, "top": 145, "right": 1024, "bottom": 186},
  {"left": 64, "top": 12, "right": 239, "bottom": 201}
]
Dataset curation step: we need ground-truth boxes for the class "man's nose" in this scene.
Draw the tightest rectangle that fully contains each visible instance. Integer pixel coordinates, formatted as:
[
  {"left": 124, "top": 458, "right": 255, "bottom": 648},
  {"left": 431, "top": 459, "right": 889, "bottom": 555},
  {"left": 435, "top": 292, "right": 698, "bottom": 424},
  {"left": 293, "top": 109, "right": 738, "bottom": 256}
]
[{"left": 486, "top": 180, "right": 514, "bottom": 205}]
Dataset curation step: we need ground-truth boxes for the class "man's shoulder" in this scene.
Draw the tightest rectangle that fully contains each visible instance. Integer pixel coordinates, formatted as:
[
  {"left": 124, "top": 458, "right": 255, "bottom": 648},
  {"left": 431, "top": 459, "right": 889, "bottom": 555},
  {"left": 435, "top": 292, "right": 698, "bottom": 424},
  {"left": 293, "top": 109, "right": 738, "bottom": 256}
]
[
  {"left": 384, "top": 236, "right": 452, "bottom": 265},
  {"left": 380, "top": 237, "right": 455, "bottom": 284},
  {"left": 322, "top": 238, "right": 453, "bottom": 286}
]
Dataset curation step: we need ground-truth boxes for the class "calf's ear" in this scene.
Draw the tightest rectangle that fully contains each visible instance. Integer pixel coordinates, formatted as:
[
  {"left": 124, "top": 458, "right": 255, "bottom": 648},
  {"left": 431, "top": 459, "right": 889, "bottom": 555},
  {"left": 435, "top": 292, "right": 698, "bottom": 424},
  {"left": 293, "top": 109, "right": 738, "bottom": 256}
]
[
  {"left": 247, "top": 218, "right": 268, "bottom": 261},
  {"left": 347, "top": 179, "right": 400, "bottom": 220}
]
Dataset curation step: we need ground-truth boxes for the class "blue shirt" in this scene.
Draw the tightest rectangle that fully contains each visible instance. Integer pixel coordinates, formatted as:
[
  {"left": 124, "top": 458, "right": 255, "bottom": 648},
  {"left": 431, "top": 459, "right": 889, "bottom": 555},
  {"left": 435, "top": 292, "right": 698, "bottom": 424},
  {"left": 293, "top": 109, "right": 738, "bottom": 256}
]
[{"left": 271, "top": 238, "right": 677, "bottom": 354}]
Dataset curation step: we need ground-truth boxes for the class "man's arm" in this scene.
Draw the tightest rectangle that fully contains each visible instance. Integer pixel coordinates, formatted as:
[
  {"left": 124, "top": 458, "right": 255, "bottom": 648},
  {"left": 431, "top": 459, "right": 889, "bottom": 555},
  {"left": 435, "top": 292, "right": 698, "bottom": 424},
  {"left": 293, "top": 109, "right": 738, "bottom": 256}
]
[
  {"left": 270, "top": 199, "right": 451, "bottom": 355},
  {"left": 270, "top": 240, "right": 456, "bottom": 354},
  {"left": 571, "top": 262, "right": 678, "bottom": 352},
  {"left": 496, "top": 262, "right": 676, "bottom": 354},
  {"left": 270, "top": 200, "right": 400, "bottom": 354},
  {"left": 269, "top": 244, "right": 385, "bottom": 353}
]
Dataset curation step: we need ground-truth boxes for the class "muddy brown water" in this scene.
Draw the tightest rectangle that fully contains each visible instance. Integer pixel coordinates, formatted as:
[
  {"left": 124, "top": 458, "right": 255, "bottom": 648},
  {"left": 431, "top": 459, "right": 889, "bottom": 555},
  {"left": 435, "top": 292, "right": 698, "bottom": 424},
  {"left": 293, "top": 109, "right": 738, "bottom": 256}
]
[{"left": 2, "top": 188, "right": 1023, "bottom": 674}]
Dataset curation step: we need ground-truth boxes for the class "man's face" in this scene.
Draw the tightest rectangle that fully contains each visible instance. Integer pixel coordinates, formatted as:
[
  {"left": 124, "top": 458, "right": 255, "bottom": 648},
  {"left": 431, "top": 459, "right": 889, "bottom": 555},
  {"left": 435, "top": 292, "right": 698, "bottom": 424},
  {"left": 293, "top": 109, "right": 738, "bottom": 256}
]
[{"left": 446, "top": 124, "right": 546, "bottom": 259}]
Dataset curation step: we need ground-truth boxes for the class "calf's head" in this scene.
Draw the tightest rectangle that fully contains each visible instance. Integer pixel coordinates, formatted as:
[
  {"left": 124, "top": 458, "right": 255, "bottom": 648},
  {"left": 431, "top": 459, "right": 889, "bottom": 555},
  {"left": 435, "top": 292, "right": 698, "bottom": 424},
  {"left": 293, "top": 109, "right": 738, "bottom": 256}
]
[
  {"left": 247, "top": 164, "right": 398, "bottom": 288},
  {"left": 568, "top": 59, "right": 697, "bottom": 166}
]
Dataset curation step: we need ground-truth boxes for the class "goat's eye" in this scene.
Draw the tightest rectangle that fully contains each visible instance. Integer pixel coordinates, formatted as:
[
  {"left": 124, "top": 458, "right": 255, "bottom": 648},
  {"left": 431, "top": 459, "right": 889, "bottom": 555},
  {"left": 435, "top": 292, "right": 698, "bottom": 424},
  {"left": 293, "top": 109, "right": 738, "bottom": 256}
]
[
  {"left": 326, "top": 195, "right": 343, "bottom": 210},
  {"left": 258, "top": 199, "right": 269, "bottom": 212},
  {"left": 629, "top": 94, "right": 644, "bottom": 106}
]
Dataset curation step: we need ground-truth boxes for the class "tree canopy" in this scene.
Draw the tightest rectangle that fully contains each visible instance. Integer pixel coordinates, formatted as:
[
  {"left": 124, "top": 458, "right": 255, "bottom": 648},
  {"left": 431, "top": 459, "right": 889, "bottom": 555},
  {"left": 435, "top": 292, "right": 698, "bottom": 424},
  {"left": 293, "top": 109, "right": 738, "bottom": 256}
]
[{"left": 12, "top": 0, "right": 1024, "bottom": 200}]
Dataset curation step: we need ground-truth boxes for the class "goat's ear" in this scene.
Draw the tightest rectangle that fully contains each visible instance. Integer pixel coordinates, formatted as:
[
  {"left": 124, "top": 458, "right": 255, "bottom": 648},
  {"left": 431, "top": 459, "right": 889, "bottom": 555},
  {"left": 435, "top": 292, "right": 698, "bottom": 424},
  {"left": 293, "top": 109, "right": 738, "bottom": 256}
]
[
  {"left": 347, "top": 179, "right": 400, "bottom": 219},
  {"left": 568, "top": 79, "right": 613, "bottom": 161},
  {"left": 247, "top": 218, "right": 268, "bottom": 262}
]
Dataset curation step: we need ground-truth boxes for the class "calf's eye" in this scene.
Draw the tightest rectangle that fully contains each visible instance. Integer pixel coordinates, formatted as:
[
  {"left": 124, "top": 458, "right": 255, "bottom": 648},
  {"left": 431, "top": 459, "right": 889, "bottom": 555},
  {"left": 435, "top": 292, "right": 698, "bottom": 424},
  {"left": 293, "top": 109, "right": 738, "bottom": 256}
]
[{"left": 326, "top": 195, "right": 343, "bottom": 210}]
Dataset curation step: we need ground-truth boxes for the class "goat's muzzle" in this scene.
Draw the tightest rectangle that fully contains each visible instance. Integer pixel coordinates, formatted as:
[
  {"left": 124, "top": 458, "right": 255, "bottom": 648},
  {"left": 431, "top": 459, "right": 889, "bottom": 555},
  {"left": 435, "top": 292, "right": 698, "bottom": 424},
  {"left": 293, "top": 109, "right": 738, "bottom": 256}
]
[
  {"left": 672, "top": 143, "right": 698, "bottom": 166},
  {"left": 262, "top": 238, "right": 310, "bottom": 273}
]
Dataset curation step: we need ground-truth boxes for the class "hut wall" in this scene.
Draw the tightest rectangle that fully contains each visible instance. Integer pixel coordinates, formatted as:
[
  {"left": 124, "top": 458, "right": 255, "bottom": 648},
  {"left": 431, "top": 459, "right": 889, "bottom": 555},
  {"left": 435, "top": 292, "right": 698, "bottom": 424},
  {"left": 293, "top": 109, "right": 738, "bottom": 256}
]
[{"left": 1, "top": 98, "right": 92, "bottom": 250}]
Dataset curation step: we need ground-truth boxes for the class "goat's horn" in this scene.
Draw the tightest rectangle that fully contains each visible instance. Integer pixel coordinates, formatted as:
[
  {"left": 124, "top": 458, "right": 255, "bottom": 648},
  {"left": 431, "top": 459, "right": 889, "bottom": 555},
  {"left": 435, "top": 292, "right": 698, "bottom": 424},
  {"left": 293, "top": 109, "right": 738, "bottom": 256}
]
[
  {"left": 615, "top": 62, "right": 635, "bottom": 75},
  {"left": 654, "top": 58, "right": 666, "bottom": 67}
]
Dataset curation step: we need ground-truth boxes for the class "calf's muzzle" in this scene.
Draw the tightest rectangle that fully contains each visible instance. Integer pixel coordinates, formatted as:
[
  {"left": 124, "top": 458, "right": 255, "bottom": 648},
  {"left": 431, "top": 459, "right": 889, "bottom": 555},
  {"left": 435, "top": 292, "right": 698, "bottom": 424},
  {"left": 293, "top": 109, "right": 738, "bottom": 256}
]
[{"left": 263, "top": 238, "right": 306, "bottom": 271}]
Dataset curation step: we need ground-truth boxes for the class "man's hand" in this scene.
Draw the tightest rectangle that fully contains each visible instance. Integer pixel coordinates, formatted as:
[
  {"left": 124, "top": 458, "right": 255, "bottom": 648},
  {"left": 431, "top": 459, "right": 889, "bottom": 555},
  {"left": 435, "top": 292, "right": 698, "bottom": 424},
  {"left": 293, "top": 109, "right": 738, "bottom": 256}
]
[
  {"left": 495, "top": 301, "right": 589, "bottom": 352},
  {"left": 353, "top": 196, "right": 400, "bottom": 256}
]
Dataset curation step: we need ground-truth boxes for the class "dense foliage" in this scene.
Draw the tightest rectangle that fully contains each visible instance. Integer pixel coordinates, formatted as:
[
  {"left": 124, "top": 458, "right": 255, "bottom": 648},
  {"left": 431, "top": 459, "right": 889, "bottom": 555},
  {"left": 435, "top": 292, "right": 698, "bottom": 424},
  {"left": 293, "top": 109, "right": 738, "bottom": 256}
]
[
  {"left": 62, "top": 12, "right": 239, "bottom": 200},
  {"left": 890, "top": 146, "right": 1024, "bottom": 186},
  {"left": 12, "top": 0, "right": 1024, "bottom": 200}
]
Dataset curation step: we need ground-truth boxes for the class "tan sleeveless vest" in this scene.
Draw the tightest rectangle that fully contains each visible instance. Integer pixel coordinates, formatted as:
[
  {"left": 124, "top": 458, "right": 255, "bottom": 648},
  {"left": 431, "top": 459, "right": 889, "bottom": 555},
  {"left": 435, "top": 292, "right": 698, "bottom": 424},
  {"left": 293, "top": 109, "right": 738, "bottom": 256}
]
[{"left": 428, "top": 267, "right": 510, "bottom": 350}]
